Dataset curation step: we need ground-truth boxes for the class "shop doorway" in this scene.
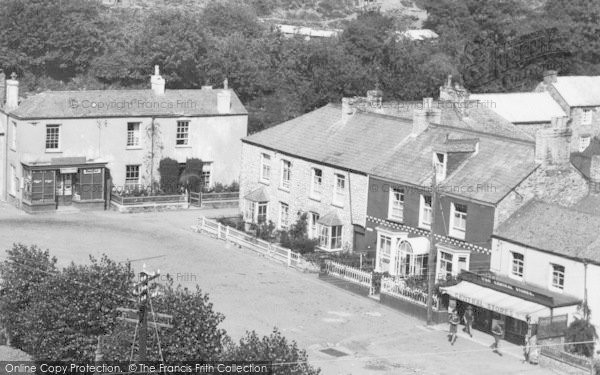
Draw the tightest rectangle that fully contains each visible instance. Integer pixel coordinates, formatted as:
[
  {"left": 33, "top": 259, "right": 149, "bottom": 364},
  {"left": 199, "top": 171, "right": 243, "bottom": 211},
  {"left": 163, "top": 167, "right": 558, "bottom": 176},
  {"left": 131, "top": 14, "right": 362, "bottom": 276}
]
[{"left": 56, "top": 173, "right": 74, "bottom": 206}]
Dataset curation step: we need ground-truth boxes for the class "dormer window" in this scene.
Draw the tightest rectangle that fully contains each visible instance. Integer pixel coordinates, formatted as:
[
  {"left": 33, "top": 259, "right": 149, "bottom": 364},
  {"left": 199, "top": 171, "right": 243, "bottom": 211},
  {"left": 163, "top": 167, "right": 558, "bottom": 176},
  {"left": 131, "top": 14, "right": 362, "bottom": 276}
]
[{"left": 433, "top": 152, "right": 446, "bottom": 181}]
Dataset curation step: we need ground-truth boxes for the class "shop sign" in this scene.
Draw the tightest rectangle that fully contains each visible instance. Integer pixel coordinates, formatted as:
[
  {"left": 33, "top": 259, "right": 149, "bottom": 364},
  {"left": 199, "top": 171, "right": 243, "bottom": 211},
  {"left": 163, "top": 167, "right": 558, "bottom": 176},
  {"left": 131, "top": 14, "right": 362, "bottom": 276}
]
[
  {"left": 83, "top": 169, "right": 101, "bottom": 174},
  {"left": 60, "top": 167, "right": 78, "bottom": 174},
  {"left": 454, "top": 293, "right": 514, "bottom": 318}
]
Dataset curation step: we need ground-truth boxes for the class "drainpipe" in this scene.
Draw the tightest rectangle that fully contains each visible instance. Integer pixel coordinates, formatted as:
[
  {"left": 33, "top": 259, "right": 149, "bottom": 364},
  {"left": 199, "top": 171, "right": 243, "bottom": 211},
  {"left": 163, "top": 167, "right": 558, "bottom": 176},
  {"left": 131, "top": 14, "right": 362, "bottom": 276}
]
[
  {"left": 150, "top": 117, "right": 155, "bottom": 194},
  {"left": 584, "top": 260, "right": 589, "bottom": 321}
]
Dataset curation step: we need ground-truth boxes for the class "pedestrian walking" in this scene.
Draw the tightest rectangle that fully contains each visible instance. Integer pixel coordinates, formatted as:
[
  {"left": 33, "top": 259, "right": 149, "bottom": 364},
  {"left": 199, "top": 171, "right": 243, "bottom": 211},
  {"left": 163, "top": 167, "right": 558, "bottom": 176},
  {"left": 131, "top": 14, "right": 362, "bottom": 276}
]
[
  {"left": 528, "top": 333, "right": 539, "bottom": 364},
  {"left": 462, "top": 306, "right": 474, "bottom": 338},
  {"left": 523, "top": 331, "right": 531, "bottom": 363},
  {"left": 490, "top": 322, "right": 504, "bottom": 355},
  {"left": 448, "top": 310, "right": 460, "bottom": 345}
]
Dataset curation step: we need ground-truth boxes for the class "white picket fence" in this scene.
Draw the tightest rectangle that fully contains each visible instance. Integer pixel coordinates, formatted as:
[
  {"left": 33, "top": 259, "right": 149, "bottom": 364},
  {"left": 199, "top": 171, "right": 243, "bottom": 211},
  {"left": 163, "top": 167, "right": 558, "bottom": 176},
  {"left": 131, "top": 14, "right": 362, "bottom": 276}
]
[
  {"left": 194, "top": 217, "right": 305, "bottom": 269},
  {"left": 323, "top": 260, "right": 374, "bottom": 293},
  {"left": 381, "top": 276, "right": 440, "bottom": 310}
]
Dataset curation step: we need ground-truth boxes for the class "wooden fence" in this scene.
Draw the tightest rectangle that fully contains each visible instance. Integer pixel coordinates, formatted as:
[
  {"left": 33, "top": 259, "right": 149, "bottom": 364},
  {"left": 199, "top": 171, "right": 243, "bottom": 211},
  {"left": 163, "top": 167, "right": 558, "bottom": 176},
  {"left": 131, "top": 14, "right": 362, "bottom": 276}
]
[
  {"left": 194, "top": 217, "right": 305, "bottom": 269},
  {"left": 381, "top": 276, "right": 440, "bottom": 310},
  {"left": 189, "top": 191, "right": 239, "bottom": 208},
  {"left": 111, "top": 193, "right": 187, "bottom": 206},
  {"left": 323, "top": 260, "right": 374, "bottom": 293}
]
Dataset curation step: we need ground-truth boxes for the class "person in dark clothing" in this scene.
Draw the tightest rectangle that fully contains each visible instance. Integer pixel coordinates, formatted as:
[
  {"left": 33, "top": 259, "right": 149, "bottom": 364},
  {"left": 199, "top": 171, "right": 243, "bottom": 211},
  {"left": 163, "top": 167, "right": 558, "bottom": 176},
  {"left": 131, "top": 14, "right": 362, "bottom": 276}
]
[
  {"left": 462, "top": 306, "right": 474, "bottom": 338},
  {"left": 448, "top": 310, "right": 460, "bottom": 345},
  {"left": 490, "top": 322, "right": 504, "bottom": 355}
]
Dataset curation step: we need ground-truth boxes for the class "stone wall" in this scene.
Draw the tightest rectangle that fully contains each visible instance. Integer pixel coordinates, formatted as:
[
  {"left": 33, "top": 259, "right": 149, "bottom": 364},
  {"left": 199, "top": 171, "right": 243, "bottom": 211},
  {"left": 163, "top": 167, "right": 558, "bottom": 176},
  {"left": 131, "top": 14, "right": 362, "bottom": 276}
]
[{"left": 494, "top": 164, "right": 589, "bottom": 228}]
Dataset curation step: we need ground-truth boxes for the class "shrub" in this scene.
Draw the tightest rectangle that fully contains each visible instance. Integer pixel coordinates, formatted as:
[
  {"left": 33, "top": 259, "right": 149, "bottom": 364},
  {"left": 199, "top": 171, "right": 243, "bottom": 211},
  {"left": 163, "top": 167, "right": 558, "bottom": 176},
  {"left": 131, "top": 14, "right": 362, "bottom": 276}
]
[
  {"left": 225, "top": 329, "right": 320, "bottom": 375},
  {"left": 216, "top": 215, "right": 245, "bottom": 231},
  {"left": 180, "top": 158, "right": 203, "bottom": 192},
  {"left": 565, "top": 316, "right": 597, "bottom": 358},
  {"left": 158, "top": 157, "right": 181, "bottom": 193}
]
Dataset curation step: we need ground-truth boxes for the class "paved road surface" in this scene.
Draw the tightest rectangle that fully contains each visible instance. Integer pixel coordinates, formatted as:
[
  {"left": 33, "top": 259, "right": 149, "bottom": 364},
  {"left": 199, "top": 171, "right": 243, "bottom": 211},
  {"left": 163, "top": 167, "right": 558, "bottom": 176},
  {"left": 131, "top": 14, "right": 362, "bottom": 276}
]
[{"left": 0, "top": 206, "right": 561, "bottom": 375}]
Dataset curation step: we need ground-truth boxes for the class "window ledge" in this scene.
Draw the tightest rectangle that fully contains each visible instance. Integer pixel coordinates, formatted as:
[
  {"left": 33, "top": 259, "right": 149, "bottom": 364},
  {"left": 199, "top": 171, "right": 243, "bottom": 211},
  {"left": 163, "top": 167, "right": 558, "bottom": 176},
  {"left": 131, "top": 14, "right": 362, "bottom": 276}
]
[
  {"left": 126, "top": 146, "right": 142, "bottom": 150},
  {"left": 259, "top": 179, "right": 270, "bottom": 186},
  {"left": 331, "top": 202, "right": 344, "bottom": 209},
  {"left": 278, "top": 186, "right": 290, "bottom": 193},
  {"left": 448, "top": 230, "right": 466, "bottom": 241},
  {"left": 549, "top": 286, "right": 564, "bottom": 293},
  {"left": 45, "top": 149, "right": 62, "bottom": 153},
  {"left": 175, "top": 145, "right": 192, "bottom": 148},
  {"left": 418, "top": 223, "right": 431, "bottom": 230},
  {"left": 308, "top": 195, "right": 321, "bottom": 202},
  {"left": 316, "top": 246, "right": 343, "bottom": 253},
  {"left": 387, "top": 216, "right": 404, "bottom": 224}
]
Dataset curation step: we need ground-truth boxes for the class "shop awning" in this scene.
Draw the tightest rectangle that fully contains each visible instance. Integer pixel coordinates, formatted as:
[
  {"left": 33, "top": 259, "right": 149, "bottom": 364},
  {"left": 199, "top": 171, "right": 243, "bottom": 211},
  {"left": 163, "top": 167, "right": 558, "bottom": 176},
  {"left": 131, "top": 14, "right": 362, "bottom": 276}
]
[
  {"left": 244, "top": 187, "right": 269, "bottom": 202},
  {"left": 441, "top": 281, "right": 551, "bottom": 322}
]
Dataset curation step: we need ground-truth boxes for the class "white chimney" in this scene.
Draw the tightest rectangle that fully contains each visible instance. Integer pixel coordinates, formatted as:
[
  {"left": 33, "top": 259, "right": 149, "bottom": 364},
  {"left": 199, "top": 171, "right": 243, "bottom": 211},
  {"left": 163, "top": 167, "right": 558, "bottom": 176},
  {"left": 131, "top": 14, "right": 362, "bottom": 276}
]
[
  {"left": 150, "top": 65, "right": 165, "bottom": 95},
  {"left": 341, "top": 97, "right": 354, "bottom": 124},
  {"left": 6, "top": 72, "right": 19, "bottom": 110},
  {"left": 217, "top": 91, "right": 231, "bottom": 114}
]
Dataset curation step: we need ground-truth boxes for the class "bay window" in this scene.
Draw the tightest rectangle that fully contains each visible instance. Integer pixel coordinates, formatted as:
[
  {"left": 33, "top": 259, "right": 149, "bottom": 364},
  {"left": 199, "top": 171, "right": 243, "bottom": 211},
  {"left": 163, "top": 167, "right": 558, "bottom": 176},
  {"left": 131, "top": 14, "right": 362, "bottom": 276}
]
[{"left": 319, "top": 224, "right": 343, "bottom": 251}]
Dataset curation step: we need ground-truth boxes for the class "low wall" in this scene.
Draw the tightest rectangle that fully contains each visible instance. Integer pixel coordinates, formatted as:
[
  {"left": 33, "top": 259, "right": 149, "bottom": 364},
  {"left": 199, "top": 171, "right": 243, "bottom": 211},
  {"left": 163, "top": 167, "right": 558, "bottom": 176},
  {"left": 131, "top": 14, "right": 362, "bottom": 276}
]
[
  {"left": 380, "top": 293, "right": 448, "bottom": 324},
  {"left": 72, "top": 200, "right": 105, "bottom": 211},
  {"left": 318, "top": 273, "right": 372, "bottom": 297},
  {"left": 539, "top": 353, "right": 593, "bottom": 375},
  {"left": 110, "top": 200, "right": 189, "bottom": 213},
  {"left": 21, "top": 202, "right": 56, "bottom": 213},
  {"left": 200, "top": 200, "right": 239, "bottom": 209}
]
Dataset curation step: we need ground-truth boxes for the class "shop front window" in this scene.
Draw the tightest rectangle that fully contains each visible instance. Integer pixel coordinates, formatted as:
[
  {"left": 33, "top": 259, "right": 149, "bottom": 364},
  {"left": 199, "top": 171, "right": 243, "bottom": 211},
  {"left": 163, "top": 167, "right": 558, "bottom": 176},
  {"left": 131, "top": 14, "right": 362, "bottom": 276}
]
[
  {"left": 27, "top": 169, "right": 56, "bottom": 204},
  {"left": 74, "top": 168, "right": 104, "bottom": 201}
]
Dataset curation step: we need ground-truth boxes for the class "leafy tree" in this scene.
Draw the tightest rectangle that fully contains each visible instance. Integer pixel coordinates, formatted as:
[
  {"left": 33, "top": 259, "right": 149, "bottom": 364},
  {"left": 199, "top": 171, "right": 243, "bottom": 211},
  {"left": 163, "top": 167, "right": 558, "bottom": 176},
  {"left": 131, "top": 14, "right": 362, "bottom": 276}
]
[
  {"left": 158, "top": 158, "right": 181, "bottom": 194},
  {"left": 102, "top": 279, "right": 228, "bottom": 361},
  {"left": 341, "top": 11, "right": 396, "bottom": 65},
  {"left": 225, "top": 329, "right": 320, "bottom": 375},
  {"left": 202, "top": 1, "right": 266, "bottom": 39},
  {"left": 0, "top": 246, "right": 131, "bottom": 361},
  {"left": 0, "top": 244, "right": 57, "bottom": 349},
  {"left": 0, "top": 0, "right": 104, "bottom": 78}
]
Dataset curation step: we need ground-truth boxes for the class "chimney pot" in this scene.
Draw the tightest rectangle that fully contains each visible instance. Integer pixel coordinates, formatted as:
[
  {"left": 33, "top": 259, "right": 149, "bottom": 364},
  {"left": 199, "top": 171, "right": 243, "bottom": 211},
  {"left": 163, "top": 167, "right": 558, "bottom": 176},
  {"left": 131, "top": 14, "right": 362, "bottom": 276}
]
[
  {"left": 223, "top": 78, "right": 228, "bottom": 90},
  {"left": 341, "top": 97, "right": 355, "bottom": 123},
  {"left": 5, "top": 72, "right": 19, "bottom": 110}
]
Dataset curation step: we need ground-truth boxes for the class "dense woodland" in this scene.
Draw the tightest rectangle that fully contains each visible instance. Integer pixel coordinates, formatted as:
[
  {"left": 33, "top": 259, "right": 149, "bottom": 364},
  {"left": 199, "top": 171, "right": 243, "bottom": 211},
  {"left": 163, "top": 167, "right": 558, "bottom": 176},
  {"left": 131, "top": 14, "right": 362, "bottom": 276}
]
[{"left": 0, "top": 0, "right": 599, "bottom": 133}]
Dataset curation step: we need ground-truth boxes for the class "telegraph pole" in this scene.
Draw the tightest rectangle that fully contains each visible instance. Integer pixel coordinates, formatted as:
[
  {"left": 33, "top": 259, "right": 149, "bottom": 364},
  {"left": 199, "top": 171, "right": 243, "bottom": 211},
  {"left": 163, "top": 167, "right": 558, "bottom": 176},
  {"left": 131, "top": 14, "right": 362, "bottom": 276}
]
[{"left": 426, "top": 164, "right": 438, "bottom": 325}]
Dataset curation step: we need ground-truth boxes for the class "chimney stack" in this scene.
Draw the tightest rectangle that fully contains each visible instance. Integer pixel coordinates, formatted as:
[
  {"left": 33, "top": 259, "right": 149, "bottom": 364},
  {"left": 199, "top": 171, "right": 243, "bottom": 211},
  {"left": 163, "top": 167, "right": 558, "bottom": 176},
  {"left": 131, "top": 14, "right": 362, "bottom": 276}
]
[
  {"left": 150, "top": 65, "right": 165, "bottom": 95},
  {"left": 223, "top": 78, "right": 228, "bottom": 90},
  {"left": 535, "top": 116, "right": 571, "bottom": 166},
  {"left": 5, "top": 72, "right": 19, "bottom": 110},
  {"left": 217, "top": 91, "right": 231, "bottom": 114},
  {"left": 0, "top": 70, "right": 5, "bottom": 108},
  {"left": 543, "top": 70, "right": 558, "bottom": 85},
  {"left": 366, "top": 88, "right": 383, "bottom": 108},
  {"left": 412, "top": 97, "right": 439, "bottom": 136},
  {"left": 341, "top": 97, "right": 354, "bottom": 124},
  {"left": 590, "top": 155, "right": 600, "bottom": 184}
]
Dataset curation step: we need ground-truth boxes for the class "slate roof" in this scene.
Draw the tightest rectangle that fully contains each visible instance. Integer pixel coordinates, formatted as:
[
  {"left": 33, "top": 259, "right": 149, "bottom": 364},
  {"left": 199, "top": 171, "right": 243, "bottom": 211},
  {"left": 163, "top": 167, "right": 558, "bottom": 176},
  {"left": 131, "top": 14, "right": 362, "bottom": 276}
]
[
  {"left": 470, "top": 92, "right": 566, "bottom": 123},
  {"left": 368, "top": 126, "right": 537, "bottom": 204},
  {"left": 244, "top": 102, "right": 539, "bottom": 205},
  {"left": 438, "top": 102, "right": 535, "bottom": 142},
  {"left": 318, "top": 211, "right": 344, "bottom": 226},
  {"left": 551, "top": 76, "right": 600, "bottom": 107},
  {"left": 494, "top": 200, "right": 600, "bottom": 264},
  {"left": 243, "top": 104, "right": 414, "bottom": 173},
  {"left": 571, "top": 136, "right": 600, "bottom": 179},
  {"left": 8, "top": 89, "right": 247, "bottom": 119},
  {"left": 244, "top": 187, "right": 269, "bottom": 202}
]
